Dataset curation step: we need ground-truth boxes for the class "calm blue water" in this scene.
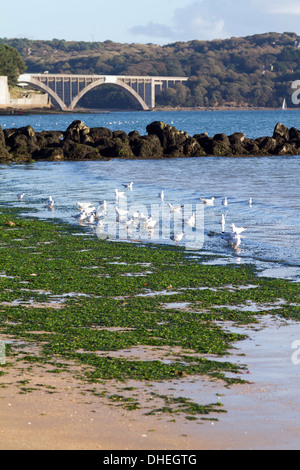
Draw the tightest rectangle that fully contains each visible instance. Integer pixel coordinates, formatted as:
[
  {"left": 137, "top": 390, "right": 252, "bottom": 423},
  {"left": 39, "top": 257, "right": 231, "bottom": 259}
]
[
  {"left": 1, "top": 109, "right": 300, "bottom": 139},
  {"left": 1, "top": 110, "right": 300, "bottom": 281}
]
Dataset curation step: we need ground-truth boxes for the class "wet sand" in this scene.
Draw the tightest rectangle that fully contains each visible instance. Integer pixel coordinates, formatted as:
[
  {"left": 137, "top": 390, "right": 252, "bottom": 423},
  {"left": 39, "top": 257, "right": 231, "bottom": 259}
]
[{"left": 1, "top": 315, "right": 300, "bottom": 450}]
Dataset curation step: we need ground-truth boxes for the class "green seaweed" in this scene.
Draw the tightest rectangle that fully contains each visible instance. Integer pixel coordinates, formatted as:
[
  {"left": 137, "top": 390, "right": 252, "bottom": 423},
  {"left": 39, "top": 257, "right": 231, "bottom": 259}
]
[{"left": 0, "top": 204, "right": 299, "bottom": 418}]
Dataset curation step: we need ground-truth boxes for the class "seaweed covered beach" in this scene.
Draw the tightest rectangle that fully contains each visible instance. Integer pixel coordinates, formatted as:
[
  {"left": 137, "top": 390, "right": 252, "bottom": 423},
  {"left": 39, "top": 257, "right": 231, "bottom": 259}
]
[{"left": 0, "top": 203, "right": 300, "bottom": 448}]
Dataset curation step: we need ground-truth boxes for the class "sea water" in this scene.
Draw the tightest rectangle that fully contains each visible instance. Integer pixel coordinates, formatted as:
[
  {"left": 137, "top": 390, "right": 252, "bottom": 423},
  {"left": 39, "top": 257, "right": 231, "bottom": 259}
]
[{"left": 0, "top": 110, "right": 300, "bottom": 281}]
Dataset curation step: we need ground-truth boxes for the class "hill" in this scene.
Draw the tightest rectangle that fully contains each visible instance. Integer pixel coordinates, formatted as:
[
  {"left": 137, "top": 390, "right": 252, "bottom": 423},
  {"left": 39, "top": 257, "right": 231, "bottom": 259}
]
[{"left": 1, "top": 33, "right": 300, "bottom": 109}]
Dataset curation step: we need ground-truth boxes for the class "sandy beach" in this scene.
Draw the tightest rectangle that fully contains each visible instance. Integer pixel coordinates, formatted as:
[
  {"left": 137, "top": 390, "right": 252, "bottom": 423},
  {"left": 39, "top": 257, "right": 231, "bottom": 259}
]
[{"left": 1, "top": 315, "right": 300, "bottom": 450}]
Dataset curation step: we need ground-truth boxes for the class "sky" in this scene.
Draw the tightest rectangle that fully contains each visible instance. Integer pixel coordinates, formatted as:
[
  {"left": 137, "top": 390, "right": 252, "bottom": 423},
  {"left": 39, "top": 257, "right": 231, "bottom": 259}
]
[{"left": 2, "top": 0, "right": 300, "bottom": 44}]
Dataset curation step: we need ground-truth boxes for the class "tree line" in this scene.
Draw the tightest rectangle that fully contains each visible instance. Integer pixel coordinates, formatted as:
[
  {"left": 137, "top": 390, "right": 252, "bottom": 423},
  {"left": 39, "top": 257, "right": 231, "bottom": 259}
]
[
  {"left": 0, "top": 45, "right": 26, "bottom": 86},
  {"left": 1, "top": 32, "right": 300, "bottom": 108}
]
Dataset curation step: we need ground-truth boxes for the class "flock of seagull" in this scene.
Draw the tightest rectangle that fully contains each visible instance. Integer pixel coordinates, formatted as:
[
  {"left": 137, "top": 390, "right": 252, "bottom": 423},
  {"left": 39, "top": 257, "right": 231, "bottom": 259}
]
[{"left": 17, "top": 184, "right": 251, "bottom": 250}]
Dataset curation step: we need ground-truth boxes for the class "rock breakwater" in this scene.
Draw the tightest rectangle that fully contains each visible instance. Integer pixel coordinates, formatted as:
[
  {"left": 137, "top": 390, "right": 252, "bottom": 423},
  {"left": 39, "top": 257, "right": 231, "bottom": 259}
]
[{"left": 0, "top": 120, "right": 299, "bottom": 163}]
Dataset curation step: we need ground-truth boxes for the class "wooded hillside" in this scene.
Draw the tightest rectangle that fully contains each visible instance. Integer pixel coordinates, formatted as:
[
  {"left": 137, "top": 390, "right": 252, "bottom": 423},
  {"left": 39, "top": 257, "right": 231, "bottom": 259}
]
[{"left": 1, "top": 32, "right": 300, "bottom": 108}]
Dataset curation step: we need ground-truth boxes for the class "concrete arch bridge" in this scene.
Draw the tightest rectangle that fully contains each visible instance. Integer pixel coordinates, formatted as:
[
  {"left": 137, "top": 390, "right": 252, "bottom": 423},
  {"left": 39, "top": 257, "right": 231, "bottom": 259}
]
[{"left": 18, "top": 73, "right": 189, "bottom": 111}]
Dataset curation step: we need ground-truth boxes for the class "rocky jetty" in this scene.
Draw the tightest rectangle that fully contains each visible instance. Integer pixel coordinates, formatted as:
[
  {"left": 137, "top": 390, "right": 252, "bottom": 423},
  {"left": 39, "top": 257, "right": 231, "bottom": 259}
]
[{"left": 0, "top": 120, "right": 300, "bottom": 163}]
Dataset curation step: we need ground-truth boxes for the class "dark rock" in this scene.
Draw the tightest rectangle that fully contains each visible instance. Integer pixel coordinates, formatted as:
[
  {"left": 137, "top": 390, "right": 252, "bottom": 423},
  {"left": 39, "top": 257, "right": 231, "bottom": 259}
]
[
  {"left": 36, "top": 131, "right": 63, "bottom": 149},
  {"left": 100, "top": 137, "right": 134, "bottom": 158},
  {"left": 113, "top": 130, "right": 129, "bottom": 142},
  {"left": 213, "top": 133, "right": 231, "bottom": 145},
  {"left": 4, "top": 125, "right": 37, "bottom": 159},
  {"left": 273, "top": 123, "right": 289, "bottom": 141},
  {"left": 128, "top": 130, "right": 141, "bottom": 140},
  {"left": 63, "top": 120, "right": 90, "bottom": 144},
  {"left": 88, "top": 126, "right": 113, "bottom": 145},
  {"left": 61, "top": 141, "right": 101, "bottom": 160},
  {"left": 193, "top": 133, "right": 212, "bottom": 154},
  {"left": 0, "top": 125, "right": 5, "bottom": 148},
  {"left": 256, "top": 136, "right": 277, "bottom": 154},
  {"left": 276, "top": 143, "right": 296, "bottom": 156},
  {"left": 243, "top": 138, "right": 261, "bottom": 155},
  {"left": 130, "top": 134, "right": 163, "bottom": 158},
  {"left": 289, "top": 127, "right": 300, "bottom": 141},
  {"left": 229, "top": 132, "right": 246, "bottom": 145},
  {"left": 35, "top": 147, "right": 64, "bottom": 161},
  {"left": 181, "top": 137, "right": 202, "bottom": 157},
  {"left": 146, "top": 121, "right": 189, "bottom": 153}
]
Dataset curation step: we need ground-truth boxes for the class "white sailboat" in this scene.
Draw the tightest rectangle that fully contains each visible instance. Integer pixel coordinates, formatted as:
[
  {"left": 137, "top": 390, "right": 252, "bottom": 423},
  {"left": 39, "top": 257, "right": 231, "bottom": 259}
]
[{"left": 282, "top": 98, "right": 287, "bottom": 110}]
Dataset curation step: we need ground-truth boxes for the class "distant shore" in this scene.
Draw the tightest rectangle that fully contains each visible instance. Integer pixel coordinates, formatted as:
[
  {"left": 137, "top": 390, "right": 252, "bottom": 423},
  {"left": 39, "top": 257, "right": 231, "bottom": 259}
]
[{"left": 0, "top": 105, "right": 296, "bottom": 116}]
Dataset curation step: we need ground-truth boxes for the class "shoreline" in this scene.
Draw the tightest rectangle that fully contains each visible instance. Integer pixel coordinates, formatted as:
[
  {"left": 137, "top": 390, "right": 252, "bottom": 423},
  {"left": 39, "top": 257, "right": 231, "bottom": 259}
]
[
  {"left": 0, "top": 206, "right": 300, "bottom": 449},
  {"left": 0, "top": 105, "right": 297, "bottom": 116}
]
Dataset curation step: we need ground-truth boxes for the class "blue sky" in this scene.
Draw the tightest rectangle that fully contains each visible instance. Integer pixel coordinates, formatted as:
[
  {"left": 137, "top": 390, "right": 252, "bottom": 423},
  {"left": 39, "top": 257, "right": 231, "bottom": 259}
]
[{"left": 2, "top": 0, "right": 300, "bottom": 44}]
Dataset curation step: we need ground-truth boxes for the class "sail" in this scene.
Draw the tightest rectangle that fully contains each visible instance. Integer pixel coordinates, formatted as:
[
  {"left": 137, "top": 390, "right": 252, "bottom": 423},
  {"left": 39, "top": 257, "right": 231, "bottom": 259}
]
[{"left": 282, "top": 99, "right": 287, "bottom": 110}]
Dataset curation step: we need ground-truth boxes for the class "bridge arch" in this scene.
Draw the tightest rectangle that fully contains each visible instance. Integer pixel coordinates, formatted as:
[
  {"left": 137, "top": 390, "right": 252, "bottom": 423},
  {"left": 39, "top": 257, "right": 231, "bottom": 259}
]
[
  {"left": 69, "top": 78, "right": 149, "bottom": 111},
  {"left": 18, "top": 74, "right": 67, "bottom": 110}
]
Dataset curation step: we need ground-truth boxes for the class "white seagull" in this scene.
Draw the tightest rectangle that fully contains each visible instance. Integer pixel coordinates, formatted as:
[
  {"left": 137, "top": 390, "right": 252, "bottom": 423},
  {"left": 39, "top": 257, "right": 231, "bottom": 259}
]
[
  {"left": 44, "top": 196, "right": 54, "bottom": 209},
  {"left": 76, "top": 202, "right": 94, "bottom": 210},
  {"left": 115, "top": 189, "right": 126, "bottom": 200},
  {"left": 73, "top": 211, "right": 87, "bottom": 223},
  {"left": 221, "top": 231, "right": 242, "bottom": 248},
  {"left": 17, "top": 192, "right": 25, "bottom": 201},
  {"left": 222, "top": 197, "right": 228, "bottom": 207},
  {"left": 97, "top": 200, "right": 107, "bottom": 212},
  {"left": 231, "top": 223, "right": 247, "bottom": 235},
  {"left": 144, "top": 216, "right": 157, "bottom": 230},
  {"left": 168, "top": 203, "right": 183, "bottom": 213},
  {"left": 86, "top": 212, "right": 95, "bottom": 225},
  {"left": 115, "top": 206, "right": 128, "bottom": 218},
  {"left": 248, "top": 197, "right": 253, "bottom": 207},
  {"left": 173, "top": 232, "right": 185, "bottom": 245},
  {"left": 135, "top": 211, "right": 148, "bottom": 222},
  {"left": 187, "top": 213, "right": 196, "bottom": 227},
  {"left": 200, "top": 197, "right": 215, "bottom": 205},
  {"left": 122, "top": 181, "right": 134, "bottom": 191}
]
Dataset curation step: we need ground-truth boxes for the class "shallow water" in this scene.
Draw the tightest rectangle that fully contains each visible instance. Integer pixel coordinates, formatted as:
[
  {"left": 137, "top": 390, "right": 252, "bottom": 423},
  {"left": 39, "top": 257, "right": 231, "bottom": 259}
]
[{"left": 0, "top": 110, "right": 300, "bottom": 281}]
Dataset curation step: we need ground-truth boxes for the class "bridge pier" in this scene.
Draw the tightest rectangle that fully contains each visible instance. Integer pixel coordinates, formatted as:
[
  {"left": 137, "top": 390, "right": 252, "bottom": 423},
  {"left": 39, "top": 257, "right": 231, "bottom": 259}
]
[{"left": 18, "top": 73, "right": 189, "bottom": 111}]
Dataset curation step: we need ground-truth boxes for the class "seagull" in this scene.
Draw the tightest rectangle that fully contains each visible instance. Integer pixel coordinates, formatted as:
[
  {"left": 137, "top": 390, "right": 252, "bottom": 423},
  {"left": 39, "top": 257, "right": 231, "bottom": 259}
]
[
  {"left": 135, "top": 211, "right": 148, "bottom": 221},
  {"left": 97, "top": 200, "right": 107, "bottom": 212},
  {"left": 200, "top": 197, "right": 215, "bottom": 205},
  {"left": 132, "top": 210, "right": 140, "bottom": 219},
  {"left": 73, "top": 211, "right": 87, "bottom": 223},
  {"left": 173, "top": 232, "right": 185, "bottom": 245},
  {"left": 187, "top": 213, "right": 196, "bottom": 227},
  {"left": 17, "top": 192, "right": 25, "bottom": 201},
  {"left": 44, "top": 196, "right": 54, "bottom": 209},
  {"left": 119, "top": 216, "right": 134, "bottom": 227},
  {"left": 122, "top": 181, "right": 134, "bottom": 191},
  {"left": 76, "top": 202, "right": 93, "bottom": 210},
  {"left": 115, "top": 189, "right": 126, "bottom": 200},
  {"left": 158, "top": 190, "right": 164, "bottom": 202},
  {"left": 83, "top": 206, "right": 96, "bottom": 215},
  {"left": 221, "top": 231, "right": 242, "bottom": 248},
  {"left": 222, "top": 197, "right": 228, "bottom": 207},
  {"left": 168, "top": 203, "right": 183, "bottom": 213},
  {"left": 44, "top": 195, "right": 54, "bottom": 205},
  {"left": 221, "top": 214, "right": 226, "bottom": 233},
  {"left": 115, "top": 206, "right": 128, "bottom": 218},
  {"left": 248, "top": 197, "right": 253, "bottom": 207},
  {"left": 48, "top": 200, "right": 54, "bottom": 210},
  {"left": 86, "top": 212, "right": 95, "bottom": 226},
  {"left": 231, "top": 223, "right": 247, "bottom": 235},
  {"left": 144, "top": 216, "right": 157, "bottom": 230}
]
